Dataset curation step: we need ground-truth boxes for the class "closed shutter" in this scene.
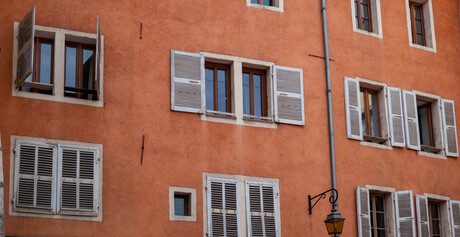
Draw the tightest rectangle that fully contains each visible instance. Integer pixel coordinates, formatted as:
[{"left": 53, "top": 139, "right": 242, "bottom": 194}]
[
  {"left": 403, "top": 91, "right": 420, "bottom": 150},
  {"left": 344, "top": 77, "right": 363, "bottom": 140},
  {"left": 245, "top": 181, "right": 279, "bottom": 237},
  {"left": 14, "top": 140, "right": 56, "bottom": 212},
  {"left": 207, "top": 177, "right": 240, "bottom": 237},
  {"left": 273, "top": 65, "right": 305, "bottom": 125},
  {"left": 387, "top": 87, "right": 406, "bottom": 147},
  {"left": 395, "top": 190, "right": 415, "bottom": 237},
  {"left": 441, "top": 99, "right": 459, "bottom": 157},
  {"left": 450, "top": 200, "right": 460, "bottom": 237},
  {"left": 95, "top": 15, "right": 101, "bottom": 101},
  {"left": 58, "top": 145, "right": 98, "bottom": 216},
  {"left": 16, "top": 5, "right": 35, "bottom": 88},
  {"left": 171, "top": 50, "right": 204, "bottom": 114},
  {"left": 415, "top": 195, "right": 430, "bottom": 237},
  {"left": 356, "top": 186, "right": 371, "bottom": 237}
]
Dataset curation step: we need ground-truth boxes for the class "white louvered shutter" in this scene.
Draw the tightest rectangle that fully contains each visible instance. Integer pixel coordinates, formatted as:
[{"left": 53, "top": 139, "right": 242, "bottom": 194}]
[
  {"left": 245, "top": 181, "right": 279, "bottom": 237},
  {"left": 442, "top": 99, "right": 459, "bottom": 157},
  {"left": 450, "top": 200, "right": 460, "bottom": 237},
  {"left": 388, "top": 87, "right": 406, "bottom": 147},
  {"left": 403, "top": 91, "right": 420, "bottom": 150},
  {"left": 16, "top": 5, "right": 35, "bottom": 88},
  {"left": 95, "top": 15, "right": 101, "bottom": 100},
  {"left": 171, "top": 50, "right": 204, "bottom": 114},
  {"left": 58, "top": 145, "right": 98, "bottom": 216},
  {"left": 395, "top": 190, "right": 416, "bottom": 237},
  {"left": 415, "top": 195, "right": 430, "bottom": 237},
  {"left": 207, "top": 177, "right": 240, "bottom": 237},
  {"left": 344, "top": 77, "right": 363, "bottom": 140},
  {"left": 356, "top": 187, "right": 371, "bottom": 237},
  {"left": 273, "top": 65, "right": 305, "bottom": 125},
  {"left": 14, "top": 140, "right": 56, "bottom": 212}
]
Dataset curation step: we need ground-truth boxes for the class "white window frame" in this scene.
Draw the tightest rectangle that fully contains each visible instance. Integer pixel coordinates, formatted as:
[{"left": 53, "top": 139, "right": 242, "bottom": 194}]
[
  {"left": 423, "top": 193, "right": 452, "bottom": 237},
  {"left": 201, "top": 52, "right": 277, "bottom": 129},
  {"left": 350, "top": 0, "right": 383, "bottom": 38},
  {"left": 364, "top": 185, "right": 397, "bottom": 237},
  {"left": 169, "top": 186, "right": 197, "bottom": 222},
  {"left": 202, "top": 173, "right": 281, "bottom": 237},
  {"left": 12, "top": 22, "right": 105, "bottom": 107},
  {"left": 246, "top": 0, "right": 284, "bottom": 12},
  {"left": 404, "top": 0, "right": 437, "bottom": 52},
  {"left": 9, "top": 135, "right": 103, "bottom": 222}
]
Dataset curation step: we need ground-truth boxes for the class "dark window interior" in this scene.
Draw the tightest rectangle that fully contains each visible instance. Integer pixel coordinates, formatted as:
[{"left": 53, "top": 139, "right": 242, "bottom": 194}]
[{"left": 174, "top": 193, "right": 190, "bottom": 216}]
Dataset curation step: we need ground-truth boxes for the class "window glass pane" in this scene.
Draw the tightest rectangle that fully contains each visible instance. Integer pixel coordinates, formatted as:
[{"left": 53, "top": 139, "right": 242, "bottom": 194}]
[
  {"left": 418, "top": 105, "right": 431, "bottom": 146},
  {"left": 82, "top": 49, "right": 94, "bottom": 90},
  {"left": 361, "top": 4, "right": 369, "bottom": 18},
  {"left": 431, "top": 204, "right": 439, "bottom": 218},
  {"left": 368, "top": 91, "right": 380, "bottom": 137},
  {"left": 376, "top": 213, "right": 385, "bottom": 228},
  {"left": 361, "top": 91, "right": 367, "bottom": 135},
  {"left": 355, "top": 1, "right": 358, "bottom": 16},
  {"left": 65, "top": 46, "right": 77, "bottom": 97},
  {"left": 253, "top": 74, "right": 263, "bottom": 116},
  {"left": 377, "top": 230, "right": 386, "bottom": 237},
  {"left": 174, "top": 197, "right": 185, "bottom": 216},
  {"left": 361, "top": 0, "right": 368, "bottom": 3},
  {"left": 375, "top": 196, "right": 384, "bottom": 212},
  {"left": 217, "top": 69, "right": 227, "bottom": 112},
  {"left": 205, "top": 67, "right": 214, "bottom": 111},
  {"left": 416, "top": 20, "right": 423, "bottom": 33},
  {"left": 251, "top": 0, "right": 258, "bottom": 3},
  {"left": 243, "top": 73, "right": 250, "bottom": 115},
  {"left": 432, "top": 220, "right": 440, "bottom": 234},
  {"left": 362, "top": 19, "right": 370, "bottom": 31},
  {"left": 263, "top": 0, "right": 273, "bottom": 6},
  {"left": 370, "top": 210, "right": 374, "bottom": 227},
  {"left": 414, "top": 5, "right": 421, "bottom": 18},
  {"left": 416, "top": 34, "right": 424, "bottom": 46},
  {"left": 39, "top": 42, "right": 52, "bottom": 84}
]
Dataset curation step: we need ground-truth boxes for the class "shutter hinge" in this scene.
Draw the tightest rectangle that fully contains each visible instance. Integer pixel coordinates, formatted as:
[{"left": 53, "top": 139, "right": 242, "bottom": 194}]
[
  {"left": 13, "top": 148, "right": 16, "bottom": 154},
  {"left": 206, "top": 231, "right": 209, "bottom": 236},
  {"left": 205, "top": 186, "right": 208, "bottom": 191}
]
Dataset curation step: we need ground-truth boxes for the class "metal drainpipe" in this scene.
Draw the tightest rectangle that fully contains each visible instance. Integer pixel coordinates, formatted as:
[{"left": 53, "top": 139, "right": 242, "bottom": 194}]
[{"left": 321, "top": 0, "right": 338, "bottom": 213}]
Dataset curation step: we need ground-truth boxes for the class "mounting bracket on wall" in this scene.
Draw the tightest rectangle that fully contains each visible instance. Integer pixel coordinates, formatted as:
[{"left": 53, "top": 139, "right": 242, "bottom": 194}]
[{"left": 308, "top": 188, "right": 338, "bottom": 214}]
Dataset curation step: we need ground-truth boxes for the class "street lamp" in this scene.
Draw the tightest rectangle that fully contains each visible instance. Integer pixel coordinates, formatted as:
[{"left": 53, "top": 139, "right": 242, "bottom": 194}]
[{"left": 308, "top": 188, "right": 345, "bottom": 236}]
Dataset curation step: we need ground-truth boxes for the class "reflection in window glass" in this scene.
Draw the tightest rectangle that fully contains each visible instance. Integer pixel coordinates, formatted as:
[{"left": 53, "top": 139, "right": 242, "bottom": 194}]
[
  {"left": 205, "top": 68, "right": 214, "bottom": 111},
  {"left": 205, "top": 64, "right": 230, "bottom": 113},
  {"left": 243, "top": 73, "right": 251, "bottom": 115},
  {"left": 368, "top": 91, "right": 379, "bottom": 137},
  {"left": 361, "top": 91, "right": 367, "bottom": 135},
  {"left": 253, "top": 74, "right": 263, "bottom": 116},
  {"left": 263, "top": 0, "right": 273, "bottom": 6},
  {"left": 361, "top": 88, "right": 381, "bottom": 139},
  {"left": 251, "top": 0, "right": 258, "bottom": 3},
  {"left": 174, "top": 197, "right": 185, "bottom": 216},
  {"left": 217, "top": 69, "right": 227, "bottom": 112},
  {"left": 82, "top": 49, "right": 94, "bottom": 90},
  {"left": 40, "top": 42, "right": 52, "bottom": 84},
  {"left": 65, "top": 46, "right": 77, "bottom": 89}
]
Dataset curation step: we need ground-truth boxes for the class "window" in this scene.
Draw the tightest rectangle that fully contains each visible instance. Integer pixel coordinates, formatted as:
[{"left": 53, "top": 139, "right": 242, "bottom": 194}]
[
  {"left": 243, "top": 68, "right": 267, "bottom": 118},
  {"left": 169, "top": 186, "right": 196, "bottom": 221},
  {"left": 416, "top": 194, "right": 451, "bottom": 237},
  {"left": 246, "top": 0, "right": 283, "bottom": 12},
  {"left": 12, "top": 6, "right": 104, "bottom": 107},
  {"left": 204, "top": 174, "right": 280, "bottom": 237},
  {"left": 171, "top": 50, "right": 305, "bottom": 128},
  {"left": 251, "top": 0, "right": 273, "bottom": 6},
  {"left": 369, "top": 194, "right": 386, "bottom": 237},
  {"left": 428, "top": 202, "right": 441, "bottom": 237},
  {"left": 10, "top": 136, "right": 102, "bottom": 221},
  {"left": 409, "top": 1, "right": 426, "bottom": 46},
  {"left": 205, "top": 63, "right": 232, "bottom": 113},
  {"left": 350, "top": 0, "right": 382, "bottom": 37},
  {"left": 417, "top": 99, "right": 442, "bottom": 153},
  {"left": 404, "top": 0, "right": 436, "bottom": 51},
  {"left": 360, "top": 88, "right": 384, "bottom": 143}
]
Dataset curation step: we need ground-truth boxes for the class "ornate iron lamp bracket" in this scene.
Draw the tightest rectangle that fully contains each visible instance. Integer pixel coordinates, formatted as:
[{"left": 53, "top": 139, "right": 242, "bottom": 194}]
[{"left": 308, "top": 188, "right": 338, "bottom": 214}]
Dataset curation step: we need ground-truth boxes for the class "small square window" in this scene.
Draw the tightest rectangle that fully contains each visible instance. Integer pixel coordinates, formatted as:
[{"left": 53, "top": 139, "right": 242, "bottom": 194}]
[
  {"left": 169, "top": 186, "right": 196, "bottom": 221},
  {"left": 351, "top": 0, "right": 382, "bottom": 38}
]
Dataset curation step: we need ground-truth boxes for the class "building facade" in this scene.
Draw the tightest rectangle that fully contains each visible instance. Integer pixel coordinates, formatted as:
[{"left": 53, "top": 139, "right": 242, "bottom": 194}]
[{"left": 0, "top": 0, "right": 459, "bottom": 236}]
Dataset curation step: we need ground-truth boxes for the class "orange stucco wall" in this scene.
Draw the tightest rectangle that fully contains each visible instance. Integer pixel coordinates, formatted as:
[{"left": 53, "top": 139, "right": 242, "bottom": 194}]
[{"left": 0, "top": 0, "right": 459, "bottom": 236}]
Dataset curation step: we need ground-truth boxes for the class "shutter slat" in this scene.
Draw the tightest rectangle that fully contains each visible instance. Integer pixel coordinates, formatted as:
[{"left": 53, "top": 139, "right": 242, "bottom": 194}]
[
  {"left": 416, "top": 195, "right": 430, "bottom": 237},
  {"left": 442, "top": 100, "right": 459, "bottom": 157},
  {"left": 17, "top": 178, "right": 34, "bottom": 206},
  {"left": 344, "top": 77, "right": 363, "bottom": 140},
  {"left": 451, "top": 201, "right": 460, "bottom": 237},
  {"left": 388, "top": 87, "right": 406, "bottom": 147},
  {"left": 16, "top": 5, "right": 35, "bottom": 87},
  {"left": 356, "top": 186, "right": 371, "bottom": 237},
  {"left": 274, "top": 65, "right": 305, "bottom": 125},
  {"left": 207, "top": 178, "right": 240, "bottom": 237},
  {"left": 403, "top": 91, "right": 420, "bottom": 150},
  {"left": 395, "top": 190, "right": 415, "bottom": 237},
  {"left": 246, "top": 181, "right": 278, "bottom": 237},
  {"left": 171, "top": 50, "right": 204, "bottom": 113}
]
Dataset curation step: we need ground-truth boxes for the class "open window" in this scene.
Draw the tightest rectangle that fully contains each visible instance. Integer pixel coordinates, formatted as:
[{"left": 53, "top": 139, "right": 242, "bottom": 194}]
[{"left": 405, "top": 0, "right": 437, "bottom": 51}]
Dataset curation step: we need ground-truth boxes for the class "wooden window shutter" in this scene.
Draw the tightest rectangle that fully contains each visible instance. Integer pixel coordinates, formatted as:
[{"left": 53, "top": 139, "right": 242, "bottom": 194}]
[
  {"left": 403, "top": 91, "right": 421, "bottom": 150},
  {"left": 171, "top": 50, "right": 204, "bottom": 114},
  {"left": 356, "top": 186, "right": 371, "bottom": 237},
  {"left": 16, "top": 5, "right": 35, "bottom": 88},
  {"left": 58, "top": 145, "right": 98, "bottom": 216},
  {"left": 95, "top": 15, "right": 101, "bottom": 100},
  {"left": 387, "top": 87, "right": 406, "bottom": 147},
  {"left": 395, "top": 190, "right": 416, "bottom": 237},
  {"left": 441, "top": 99, "right": 459, "bottom": 157},
  {"left": 245, "top": 181, "right": 279, "bottom": 237},
  {"left": 14, "top": 140, "right": 56, "bottom": 212},
  {"left": 207, "top": 177, "right": 240, "bottom": 237},
  {"left": 273, "top": 65, "right": 305, "bottom": 125},
  {"left": 344, "top": 77, "right": 363, "bottom": 140},
  {"left": 415, "top": 195, "right": 430, "bottom": 237},
  {"left": 450, "top": 200, "right": 460, "bottom": 237}
]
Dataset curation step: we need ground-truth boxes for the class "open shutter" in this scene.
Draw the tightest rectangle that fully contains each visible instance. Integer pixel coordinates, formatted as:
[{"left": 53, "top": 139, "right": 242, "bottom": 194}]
[
  {"left": 15, "top": 140, "right": 56, "bottom": 212},
  {"left": 207, "top": 177, "right": 240, "bottom": 237},
  {"left": 442, "top": 99, "right": 459, "bottom": 157},
  {"left": 58, "top": 145, "right": 98, "bottom": 216},
  {"left": 171, "top": 50, "right": 204, "bottom": 114},
  {"left": 403, "top": 91, "right": 420, "bottom": 150},
  {"left": 95, "top": 15, "right": 101, "bottom": 100},
  {"left": 450, "top": 200, "right": 460, "bottom": 237},
  {"left": 395, "top": 190, "right": 416, "bottom": 237},
  {"left": 16, "top": 5, "right": 35, "bottom": 88},
  {"left": 273, "top": 65, "right": 305, "bottom": 125},
  {"left": 344, "top": 77, "right": 363, "bottom": 140},
  {"left": 388, "top": 87, "right": 406, "bottom": 147},
  {"left": 246, "top": 181, "right": 279, "bottom": 237},
  {"left": 415, "top": 195, "right": 430, "bottom": 237},
  {"left": 356, "top": 187, "right": 371, "bottom": 237}
]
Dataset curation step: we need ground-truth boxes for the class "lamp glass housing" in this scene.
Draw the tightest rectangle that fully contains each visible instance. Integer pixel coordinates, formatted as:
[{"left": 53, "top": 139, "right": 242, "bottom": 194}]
[{"left": 324, "top": 212, "right": 345, "bottom": 235}]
